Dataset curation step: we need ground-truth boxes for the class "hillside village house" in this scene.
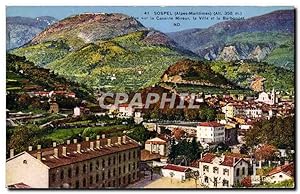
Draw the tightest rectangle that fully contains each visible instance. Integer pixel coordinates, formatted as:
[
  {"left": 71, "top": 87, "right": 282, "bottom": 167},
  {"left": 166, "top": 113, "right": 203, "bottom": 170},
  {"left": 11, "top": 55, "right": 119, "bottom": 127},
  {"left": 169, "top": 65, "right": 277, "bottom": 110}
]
[
  {"left": 199, "top": 153, "right": 250, "bottom": 188},
  {"left": 6, "top": 135, "right": 140, "bottom": 189},
  {"left": 196, "top": 122, "right": 225, "bottom": 144},
  {"left": 265, "top": 163, "right": 294, "bottom": 184},
  {"left": 117, "top": 104, "right": 134, "bottom": 118},
  {"left": 222, "top": 103, "right": 262, "bottom": 119},
  {"left": 161, "top": 164, "right": 192, "bottom": 182},
  {"left": 145, "top": 137, "right": 169, "bottom": 156}
]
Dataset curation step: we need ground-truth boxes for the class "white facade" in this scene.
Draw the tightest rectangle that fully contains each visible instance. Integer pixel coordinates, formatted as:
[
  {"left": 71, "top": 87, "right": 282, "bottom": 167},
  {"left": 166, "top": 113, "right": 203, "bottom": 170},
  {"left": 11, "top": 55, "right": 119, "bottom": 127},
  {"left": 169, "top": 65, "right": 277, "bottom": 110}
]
[
  {"left": 265, "top": 171, "right": 292, "bottom": 184},
  {"left": 199, "top": 155, "right": 249, "bottom": 188},
  {"left": 6, "top": 152, "right": 49, "bottom": 188},
  {"left": 161, "top": 164, "right": 190, "bottom": 182},
  {"left": 73, "top": 107, "right": 81, "bottom": 116},
  {"left": 197, "top": 123, "right": 225, "bottom": 144},
  {"left": 145, "top": 137, "right": 168, "bottom": 156},
  {"left": 255, "top": 89, "right": 278, "bottom": 105},
  {"left": 118, "top": 105, "right": 134, "bottom": 118}
]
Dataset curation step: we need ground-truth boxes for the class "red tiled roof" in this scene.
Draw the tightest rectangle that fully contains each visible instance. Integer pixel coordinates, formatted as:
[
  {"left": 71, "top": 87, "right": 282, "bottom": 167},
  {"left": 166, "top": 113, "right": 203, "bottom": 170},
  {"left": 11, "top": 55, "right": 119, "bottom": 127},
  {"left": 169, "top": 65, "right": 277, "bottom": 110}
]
[
  {"left": 267, "top": 163, "right": 294, "bottom": 177},
  {"left": 221, "top": 156, "right": 241, "bottom": 167},
  {"left": 199, "top": 153, "right": 216, "bottom": 163},
  {"left": 27, "top": 136, "right": 140, "bottom": 169},
  {"left": 163, "top": 164, "right": 190, "bottom": 172},
  {"left": 198, "top": 121, "right": 224, "bottom": 127}
]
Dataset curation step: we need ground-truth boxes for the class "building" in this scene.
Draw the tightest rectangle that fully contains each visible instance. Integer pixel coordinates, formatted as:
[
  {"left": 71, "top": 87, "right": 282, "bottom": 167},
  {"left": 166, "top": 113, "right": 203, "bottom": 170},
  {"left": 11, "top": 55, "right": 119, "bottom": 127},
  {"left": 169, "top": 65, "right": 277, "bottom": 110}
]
[
  {"left": 134, "top": 111, "right": 143, "bottom": 124},
  {"left": 199, "top": 153, "right": 250, "bottom": 188},
  {"left": 161, "top": 164, "right": 192, "bottom": 182},
  {"left": 223, "top": 103, "right": 262, "bottom": 119},
  {"left": 265, "top": 163, "right": 294, "bottom": 184},
  {"left": 73, "top": 107, "right": 81, "bottom": 117},
  {"left": 6, "top": 135, "right": 140, "bottom": 189},
  {"left": 196, "top": 122, "right": 225, "bottom": 144},
  {"left": 118, "top": 104, "right": 134, "bottom": 118},
  {"left": 48, "top": 102, "right": 59, "bottom": 113},
  {"left": 255, "top": 88, "right": 278, "bottom": 105},
  {"left": 145, "top": 137, "right": 168, "bottom": 156}
]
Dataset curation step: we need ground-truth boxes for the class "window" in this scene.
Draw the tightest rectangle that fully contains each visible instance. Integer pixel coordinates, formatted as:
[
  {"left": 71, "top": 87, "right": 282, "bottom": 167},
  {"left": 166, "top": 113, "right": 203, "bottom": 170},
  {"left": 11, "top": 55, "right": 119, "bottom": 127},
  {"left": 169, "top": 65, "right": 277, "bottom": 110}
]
[
  {"left": 96, "top": 174, "right": 99, "bottom": 183},
  {"left": 75, "top": 180, "right": 80, "bottom": 188},
  {"left": 96, "top": 161, "right": 99, "bottom": 169},
  {"left": 203, "top": 165, "right": 209, "bottom": 172},
  {"left": 83, "top": 164, "right": 87, "bottom": 173},
  {"left": 108, "top": 170, "right": 111, "bottom": 179},
  {"left": 113, "top": 156, "right": 116, "bottom": 165},
  {"left": 279, "top": 175, "right": 283, "bottom": 178},
  {"left": 90, "top": 162, "right": 93, "bottom": 171},
  {"left": 108, "top": 157, "right": 111, "bottom": 166},
  {"left": 129, "top": 152, "right": 131, "bottom": 160},
  {"left": 242, "top": 167, "right": 245, "bottom": 175},
  {"left": 213, "top": 177, "right": 218, "bottom": 187},
  {"left": 102, "top": 160, "right": 105, "bottom": 168},
  {"left": 90, "top": 176, "right": 93, "bottom": 185},
  {"left": 113, "top": 168, "right": 116, "bottom": 176},
  {"left": 68, "top": 168, "right": 72, "bottom": 178},
  {"left": 51, "top": 174, "right": 56, "bottom": 182},
  {"left": 236, "top": 168, "right": 240, "bottom": 176},
  {"left": 76, "top": 166, "right": 79, "bottom": 176},
  {"left": 119, "top": 155, "right": 122, "bottom": 163},
  {"left": 204, "top": 176, "right": 209, "bottom": 183},
  {"left": 23, "top": 160, "right": 27, "bottom": 164},
  {"left": 128, "top": 164, "right": 131, "bottom": 171},
  {"left": 83, "top": 178, "right": 86, "bottom": 187},
  {"left": 213, "top": 167, "right": 219, "bottom": 174},
  {"left": 123, "top": 166, "right": 126, "bottom": 173},
  {"left": 223, "top": 168, "right": 229, "bottom": 176},
  {"left": 223, "top": 179, "right": 229, "bottom": 187},
  {"left": 60, "top": 170, "right": 64, "bottom": 180},
  {"left": 123, "top": 153, "right": 126, "bottom": 161}
]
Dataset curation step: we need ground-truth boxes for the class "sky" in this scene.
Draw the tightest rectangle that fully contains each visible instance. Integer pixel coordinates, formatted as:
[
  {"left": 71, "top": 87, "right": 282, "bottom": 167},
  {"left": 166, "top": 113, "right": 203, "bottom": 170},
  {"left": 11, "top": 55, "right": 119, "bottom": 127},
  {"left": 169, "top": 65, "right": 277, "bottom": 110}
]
[{"left": 6, "top": 6, "right": 294, "bottom": 32}]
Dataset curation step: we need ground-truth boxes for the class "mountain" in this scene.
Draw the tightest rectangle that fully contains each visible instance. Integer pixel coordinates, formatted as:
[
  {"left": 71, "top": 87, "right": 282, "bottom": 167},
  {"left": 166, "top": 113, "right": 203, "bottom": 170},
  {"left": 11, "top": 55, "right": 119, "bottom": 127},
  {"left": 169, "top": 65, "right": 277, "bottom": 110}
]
[
  {"left": 167, "top": 10, "right": 295, "bottom": 70},
  {"left": 11, "top": 13, "right": 197, "bottom": 92},
  {"left": 29, "top": 13, "right": 147, "bottom": 50},
  {"left": 6, "top": 16, "right": 57, "bottom": 50},
  {"left": 161, "top": 59, "right": 236, "bottom": 89}
]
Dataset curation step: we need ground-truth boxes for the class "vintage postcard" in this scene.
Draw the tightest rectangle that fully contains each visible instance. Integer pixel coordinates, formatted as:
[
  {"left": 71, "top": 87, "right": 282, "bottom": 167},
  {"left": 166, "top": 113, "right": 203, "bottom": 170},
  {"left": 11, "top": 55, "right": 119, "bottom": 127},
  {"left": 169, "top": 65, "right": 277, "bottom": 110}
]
[{"left": 6, "top": 6, "right": 295, "bottom": 189}]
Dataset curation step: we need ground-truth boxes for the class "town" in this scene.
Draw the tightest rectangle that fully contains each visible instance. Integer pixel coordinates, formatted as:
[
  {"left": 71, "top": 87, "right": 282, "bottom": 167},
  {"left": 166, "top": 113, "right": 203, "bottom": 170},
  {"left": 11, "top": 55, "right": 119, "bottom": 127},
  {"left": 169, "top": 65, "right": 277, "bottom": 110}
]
[{"left": 6, "top": 85, "right": 295, "bottom": 189}]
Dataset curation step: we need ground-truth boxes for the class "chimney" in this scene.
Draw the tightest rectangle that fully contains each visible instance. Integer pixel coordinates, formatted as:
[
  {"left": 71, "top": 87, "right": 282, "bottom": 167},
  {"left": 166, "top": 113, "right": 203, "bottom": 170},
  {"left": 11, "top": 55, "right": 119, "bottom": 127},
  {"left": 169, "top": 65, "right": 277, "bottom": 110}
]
[
  {"left": 10, "top": 149, "right": 14, "bottom": 158},
  {"left": 122, "top": 136, "right": 126, "bottom": 144},
  {"left": 90, "top": 142, "right": 94, "bottom": 150},
  {"left": 118, "top": 137, "right": 122, "bottom": 144},
  {"left": 73, "top": 139, "right": 77, "bottom": 144},
  {"left": 77, "top": 144, "right": 81, "bottom": 153},
  {"left": 54, "top": 148, "right": 59, "bottom": 158},
  {"left": 53, "top": 142, "right": 57, "bottom": 147},
  {"left": 37, "top": 144, "right": 41, "bottom": 150},
  {"left": 102, "top": 134, "right": 105, "bottom": 139},
  {"left": 28, "top": 146, "right": 33, "bottom": 152},
  {"left": 96, "top": 140, "right": 100, "bottom": 149},
  {"left": 66, "top": 140, "right": 71, "bottom": 145},
  {"left": 85, "top": 137, "right": 89, "bottom": 142},
  {"left": 96, "top": 135, "right": 100, "bottom": 140},
  {"left": 62, "top": 146, "right": 67, "bottom": 157},
  {"left": 107, "top": 139, "right": 111, "bottom": 146},
  {"left": 37, "top": 151, "right": 42, "bottom": 161}
]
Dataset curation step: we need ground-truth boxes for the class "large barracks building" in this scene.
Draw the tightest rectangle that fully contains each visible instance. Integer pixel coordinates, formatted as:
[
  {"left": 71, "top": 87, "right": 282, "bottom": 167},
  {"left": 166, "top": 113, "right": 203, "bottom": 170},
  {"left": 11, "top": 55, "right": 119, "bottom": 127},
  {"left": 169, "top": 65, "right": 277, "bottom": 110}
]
[{"left": 6, "top": 135, "right": 141, "bottom": 189}]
